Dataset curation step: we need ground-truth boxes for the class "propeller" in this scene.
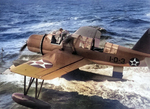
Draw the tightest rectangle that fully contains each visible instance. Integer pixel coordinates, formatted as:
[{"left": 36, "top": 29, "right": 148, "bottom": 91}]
[{"left": 19, "top": 43, "right": 27, "bottom": 53}]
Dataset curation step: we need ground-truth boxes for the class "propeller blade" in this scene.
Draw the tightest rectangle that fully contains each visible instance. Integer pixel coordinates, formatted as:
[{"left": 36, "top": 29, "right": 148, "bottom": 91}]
[{"left": 20, "top": 43, "right": 27, "bottom": 52}]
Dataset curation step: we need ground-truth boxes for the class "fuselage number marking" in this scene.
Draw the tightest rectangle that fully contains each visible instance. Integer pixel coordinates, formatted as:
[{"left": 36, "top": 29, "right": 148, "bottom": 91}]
[{"left": 109, "top": 56, "right": 125, "bottom": 64}]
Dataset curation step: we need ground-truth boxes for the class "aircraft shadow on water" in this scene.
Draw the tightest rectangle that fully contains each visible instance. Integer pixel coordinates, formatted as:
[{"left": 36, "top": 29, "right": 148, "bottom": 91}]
[
  {"left": 62, "top": 68, "right": 127, "bottom": 82},
  {"left": 9, "top": 26, "right": 150, "bottom": 108},
  {"left": 39, "top": 88, "right": 129, "bottom": 109}
]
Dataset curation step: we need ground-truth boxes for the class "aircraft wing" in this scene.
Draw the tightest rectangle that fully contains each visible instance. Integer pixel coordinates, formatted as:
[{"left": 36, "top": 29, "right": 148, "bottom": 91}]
[{"left": 10, "top": 50, "right": 91, "bottom": 80}]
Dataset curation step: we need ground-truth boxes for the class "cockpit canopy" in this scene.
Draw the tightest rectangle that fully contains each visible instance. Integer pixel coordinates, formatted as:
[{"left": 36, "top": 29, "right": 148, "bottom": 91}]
[
  {"left": 74, "top": 26, "right": 102, "bottom": 39},
  {"left": 73, "top": 26, "right": 103, "bottom": 51}
]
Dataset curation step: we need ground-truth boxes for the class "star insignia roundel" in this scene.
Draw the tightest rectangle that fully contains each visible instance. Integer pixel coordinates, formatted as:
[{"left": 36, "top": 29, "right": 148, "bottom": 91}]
[
  {"left": 28, "top": 59, "right": 53, "bottom": 69},
  {"left": 129, "top": 58, "right": 140, "bottom": 66}
]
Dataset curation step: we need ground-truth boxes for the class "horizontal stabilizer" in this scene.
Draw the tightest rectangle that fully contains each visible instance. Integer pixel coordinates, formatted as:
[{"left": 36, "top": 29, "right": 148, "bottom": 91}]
[{"left": 112, "top": 66, "right": 123, "bottom": 79}]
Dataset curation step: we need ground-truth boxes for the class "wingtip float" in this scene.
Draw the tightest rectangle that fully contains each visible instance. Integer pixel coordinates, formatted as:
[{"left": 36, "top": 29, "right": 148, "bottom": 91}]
[{"left": 10, "top": 26, "right": 150, "bottom": 108}]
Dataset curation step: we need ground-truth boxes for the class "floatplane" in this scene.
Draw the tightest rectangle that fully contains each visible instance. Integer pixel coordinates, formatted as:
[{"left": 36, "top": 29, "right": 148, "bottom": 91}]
[{"left": 10, "top": 26, "right": 150, "bottom": 108}]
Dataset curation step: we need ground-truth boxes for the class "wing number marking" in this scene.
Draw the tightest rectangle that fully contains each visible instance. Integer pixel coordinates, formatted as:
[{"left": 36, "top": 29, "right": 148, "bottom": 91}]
[{"left": 109, "top": 56, "right": 125, "bottom": 64}]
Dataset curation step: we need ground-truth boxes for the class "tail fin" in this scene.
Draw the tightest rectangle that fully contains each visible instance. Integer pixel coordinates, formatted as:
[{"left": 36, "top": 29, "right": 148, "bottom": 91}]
[{"left": 132, "top": 29, "right": 150, "bottom": 54}]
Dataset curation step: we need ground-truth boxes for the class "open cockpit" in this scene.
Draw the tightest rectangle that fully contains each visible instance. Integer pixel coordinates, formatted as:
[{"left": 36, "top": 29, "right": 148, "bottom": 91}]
[
  {"left": 47, "top": 26, "right": 105, "bottom": 52},
  {"left": 45, "top": 26, "right": 119, "bottom": 56}
]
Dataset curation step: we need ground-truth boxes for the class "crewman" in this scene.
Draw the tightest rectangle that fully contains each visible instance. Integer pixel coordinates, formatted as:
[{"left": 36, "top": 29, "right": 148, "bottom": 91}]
[
  {"left": 51, "top": 28, "right": 69, "bottom": 44},
  {"left": 60, "top": 34, "right": 77, "bottom": 54},
  {"left": 51, "top": 31, "right": 57, "bottom": 43},
  {"left": 58, "top": 28, "right": 69, "bottom": 44}
]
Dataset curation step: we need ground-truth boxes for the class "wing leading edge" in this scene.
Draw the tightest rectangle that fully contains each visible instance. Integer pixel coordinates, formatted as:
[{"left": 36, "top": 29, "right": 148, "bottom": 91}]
[{"left": 10, "top": 50, "right": 91, "bottom": 80}]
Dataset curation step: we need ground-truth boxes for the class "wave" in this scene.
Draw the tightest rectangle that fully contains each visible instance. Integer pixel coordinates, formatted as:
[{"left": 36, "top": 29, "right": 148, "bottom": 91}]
[
  {"left": 2, "top": 53, "right": 19, "bottom": 60},
  {"left": 111, "top": 17, "right": 150, "bottom": 25},
  {"left": 130, "top": 18, "right": 150, "bottom": 24},
  {"left": 1, "top": 65, "right": 150, "bottom": 109},
  {"left": 15, "top": 19, "right": 41, "bottom": 25},
  {"left": 146, "top": 13, "right": 150, "bottom": 18}
]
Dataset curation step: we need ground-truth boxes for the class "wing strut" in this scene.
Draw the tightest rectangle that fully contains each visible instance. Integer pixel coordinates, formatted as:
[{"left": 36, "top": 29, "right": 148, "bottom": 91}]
[
  {"left": 112, "top": 66, "right": 123, "bottom": 79},
  {"left": 12, "top": 76, "right": 50, "bottom": 108},
  {"left": 24, "top": 76, "right": 44, "bottom": 99}
]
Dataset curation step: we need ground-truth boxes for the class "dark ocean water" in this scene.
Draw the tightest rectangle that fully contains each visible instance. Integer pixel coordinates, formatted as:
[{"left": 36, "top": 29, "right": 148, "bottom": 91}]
[
  {"left": 0, "top": 0, "right": 150, "bottom": 108},
  {"left": 0, "top": 0, "right": 150, "bottom": 68}
]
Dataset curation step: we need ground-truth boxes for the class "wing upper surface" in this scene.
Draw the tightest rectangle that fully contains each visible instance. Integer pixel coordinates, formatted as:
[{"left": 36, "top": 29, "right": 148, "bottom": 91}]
[{"left": 10, "top": 50, "right": 91, "bottom": 80}]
